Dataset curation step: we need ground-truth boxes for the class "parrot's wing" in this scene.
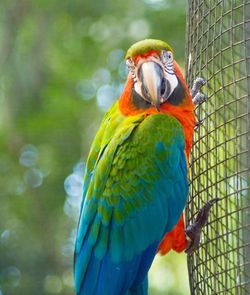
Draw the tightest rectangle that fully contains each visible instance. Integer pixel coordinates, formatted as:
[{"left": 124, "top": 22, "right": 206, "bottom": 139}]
[
  {"left": 74, "top": 113, "right": 188, "bottom": 295},
  {"left": 81, "top": 101, "right": 123, "bottom": 199}
]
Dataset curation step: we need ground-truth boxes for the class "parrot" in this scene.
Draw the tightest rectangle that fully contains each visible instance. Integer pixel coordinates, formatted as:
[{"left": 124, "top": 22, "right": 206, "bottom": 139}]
[{"left": 74, "top": 39, "right": 218, "bottom": 295}]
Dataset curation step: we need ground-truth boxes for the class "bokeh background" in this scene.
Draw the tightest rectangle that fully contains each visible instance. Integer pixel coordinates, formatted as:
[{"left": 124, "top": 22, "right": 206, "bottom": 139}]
[{"left": 0, "top": 0, "right": 189, "bottom": 294}]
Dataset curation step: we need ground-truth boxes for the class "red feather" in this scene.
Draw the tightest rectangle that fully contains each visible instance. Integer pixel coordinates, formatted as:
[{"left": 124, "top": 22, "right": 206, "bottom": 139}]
[{"left": 119, "top": 56, "right": 195, "bottom": 254}]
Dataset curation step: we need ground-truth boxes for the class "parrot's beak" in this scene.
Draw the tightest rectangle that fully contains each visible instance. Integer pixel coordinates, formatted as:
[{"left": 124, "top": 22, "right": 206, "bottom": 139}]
[{"left": 139, "top": 61, "right": 164, "bottom": 111}]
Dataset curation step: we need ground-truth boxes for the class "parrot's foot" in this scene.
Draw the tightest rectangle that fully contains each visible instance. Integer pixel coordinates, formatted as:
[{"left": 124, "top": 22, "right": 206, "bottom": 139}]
[
  {"left": 185, "top": 198, "right": 220, "bottom": 254},
  {"left": 193, "top": 92, "right": 207, "bottom": 105},
  {"left": 191, "top": 77, "right": 207, "bottom": 105}
]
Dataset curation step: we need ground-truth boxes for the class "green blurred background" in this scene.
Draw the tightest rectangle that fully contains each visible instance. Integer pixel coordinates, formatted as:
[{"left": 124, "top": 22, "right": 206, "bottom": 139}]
[{"left": 0, "top": 0, "right": 189, "bottom": 294}]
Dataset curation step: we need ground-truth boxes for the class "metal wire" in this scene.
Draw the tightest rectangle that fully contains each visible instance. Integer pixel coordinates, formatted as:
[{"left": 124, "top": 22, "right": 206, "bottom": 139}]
[{"left": 185, "top": 1, "right": 250, "bottom": 294}]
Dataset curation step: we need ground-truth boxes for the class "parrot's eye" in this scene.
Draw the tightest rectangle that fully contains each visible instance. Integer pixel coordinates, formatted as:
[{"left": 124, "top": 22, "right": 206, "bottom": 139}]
[
  {"left": 161, "top": 50, "right": 173, "bottom": 64},
  {"left": 167, "top": 52, "right": 173, "bottom": 61},
  {"left": 126, "top": 58, "right": 137, "bottom": 81},
  {"left": 126, "top": 58, "right": 135, "bottom": 69}
]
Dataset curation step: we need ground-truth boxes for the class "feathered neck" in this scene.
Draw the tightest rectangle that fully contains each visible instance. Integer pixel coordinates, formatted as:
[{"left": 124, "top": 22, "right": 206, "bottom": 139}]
[{"left": 118, "top": 62, "right": 196, "bottom": 157}]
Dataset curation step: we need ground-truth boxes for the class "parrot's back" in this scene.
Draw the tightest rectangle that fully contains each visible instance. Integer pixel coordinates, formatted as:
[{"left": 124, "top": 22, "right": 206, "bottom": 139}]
[{"left": 74, "top": 102, "right": 188, "bottom": 295}]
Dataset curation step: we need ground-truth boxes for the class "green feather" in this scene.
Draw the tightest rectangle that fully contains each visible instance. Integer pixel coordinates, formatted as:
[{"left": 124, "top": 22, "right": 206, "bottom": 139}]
[
  {"left": 125, "top": 39, "right": 173, "bottom": 59},
  {"left": 76, "top": 102, "right": 187, "bottom": 264}
]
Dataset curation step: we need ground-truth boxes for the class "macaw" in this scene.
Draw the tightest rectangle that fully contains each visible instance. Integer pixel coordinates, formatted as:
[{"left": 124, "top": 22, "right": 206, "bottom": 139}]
[{"left": 74, "top": 39, "right": 217, "bottom": 295}]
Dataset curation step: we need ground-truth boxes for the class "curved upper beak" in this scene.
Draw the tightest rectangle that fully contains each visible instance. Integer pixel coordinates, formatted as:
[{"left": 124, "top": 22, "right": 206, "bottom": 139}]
[{"left": 139, "top": 61, "right": 164, "bottom": 111}]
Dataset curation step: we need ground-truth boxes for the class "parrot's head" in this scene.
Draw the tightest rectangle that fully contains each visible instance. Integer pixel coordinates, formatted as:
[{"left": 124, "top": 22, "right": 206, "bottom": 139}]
[{"left": 120, "top": 39, "right": 192, "bottom": 115}]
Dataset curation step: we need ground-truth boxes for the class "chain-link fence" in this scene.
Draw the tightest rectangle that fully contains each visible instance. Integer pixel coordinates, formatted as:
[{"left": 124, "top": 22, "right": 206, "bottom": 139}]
[{"left": 185, "top": 1, "right": 250, "bottom": 294}]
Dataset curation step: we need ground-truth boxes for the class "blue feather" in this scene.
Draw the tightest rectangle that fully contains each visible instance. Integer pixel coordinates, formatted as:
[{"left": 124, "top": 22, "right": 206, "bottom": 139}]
[{"left": 74, "top": 112, "right": 189, "bottom": 295}]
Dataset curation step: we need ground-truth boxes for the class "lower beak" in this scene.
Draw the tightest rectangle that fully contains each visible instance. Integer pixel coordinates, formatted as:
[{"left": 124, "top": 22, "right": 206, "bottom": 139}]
[{"left": 139, "top": 61, "right": 163, "bottom": 111}]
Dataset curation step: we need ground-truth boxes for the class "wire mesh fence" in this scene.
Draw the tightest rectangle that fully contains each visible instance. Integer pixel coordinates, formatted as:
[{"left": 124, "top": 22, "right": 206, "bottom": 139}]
[{"left": 185, "top": 0, "right": 250, "bottom": 294}]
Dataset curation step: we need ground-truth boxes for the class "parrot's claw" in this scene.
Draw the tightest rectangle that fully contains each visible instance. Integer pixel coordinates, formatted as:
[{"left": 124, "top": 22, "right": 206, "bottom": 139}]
[
  {"left": 185, "top": 198, "right": 220, "bottom": 254},
  {"left": 193, "top": 93, "right": 208, "bottom": 105},
  {"left": 191, "top": 77, "right": 206, "bottom": 97},
  {"left": 191, "top": 77, "right": 207, "bottom": 105}
]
